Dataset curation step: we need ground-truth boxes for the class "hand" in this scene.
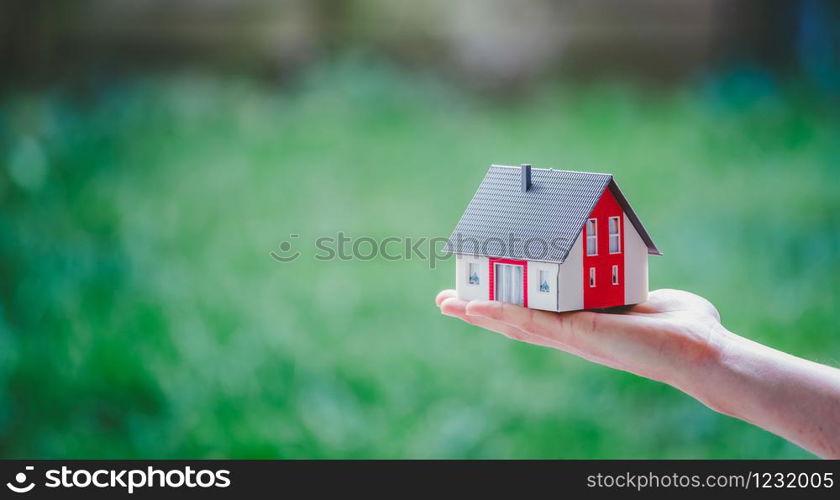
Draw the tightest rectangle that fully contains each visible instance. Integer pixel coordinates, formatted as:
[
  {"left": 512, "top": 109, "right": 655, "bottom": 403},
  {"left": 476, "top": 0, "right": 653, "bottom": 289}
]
[
  {"left": 436, "top": 288, "right": 726, "bottom": 389},
  {"left": 436, "top": 289, "right": 840, "bottom": 458}
]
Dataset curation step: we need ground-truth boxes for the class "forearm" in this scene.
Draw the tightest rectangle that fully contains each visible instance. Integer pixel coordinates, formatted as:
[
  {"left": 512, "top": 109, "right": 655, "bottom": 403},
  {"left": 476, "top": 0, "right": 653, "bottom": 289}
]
[
  {"left": 438, "top": 288, "right": 840, "bottom": 456},
  {"left": 677, "top": 329, "right": 840, "bottom": 458}
]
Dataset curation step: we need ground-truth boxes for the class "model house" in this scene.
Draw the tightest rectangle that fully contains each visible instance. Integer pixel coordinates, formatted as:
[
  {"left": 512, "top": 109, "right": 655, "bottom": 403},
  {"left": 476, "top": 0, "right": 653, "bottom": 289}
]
[{"left": 444, "top": 164, "right": 661, "bottom": 311}]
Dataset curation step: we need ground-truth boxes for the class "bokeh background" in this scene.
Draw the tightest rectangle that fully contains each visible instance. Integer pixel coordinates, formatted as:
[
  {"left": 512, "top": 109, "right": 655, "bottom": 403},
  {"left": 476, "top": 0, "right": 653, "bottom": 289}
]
[{"left": 1, "top": 0, "right": 838, "bottom": 458}]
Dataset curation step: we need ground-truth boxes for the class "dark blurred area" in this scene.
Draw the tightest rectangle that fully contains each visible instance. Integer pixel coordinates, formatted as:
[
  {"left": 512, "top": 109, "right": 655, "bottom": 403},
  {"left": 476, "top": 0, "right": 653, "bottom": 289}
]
[{"left": 2, "top": 0, "right": 839, "bottom": 91}]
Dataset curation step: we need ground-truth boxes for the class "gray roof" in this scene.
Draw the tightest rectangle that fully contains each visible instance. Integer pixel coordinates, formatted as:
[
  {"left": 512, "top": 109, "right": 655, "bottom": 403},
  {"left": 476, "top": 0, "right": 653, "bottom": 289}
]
[{"left": 444, "top": 165, "right": 661, "bottom": 263}]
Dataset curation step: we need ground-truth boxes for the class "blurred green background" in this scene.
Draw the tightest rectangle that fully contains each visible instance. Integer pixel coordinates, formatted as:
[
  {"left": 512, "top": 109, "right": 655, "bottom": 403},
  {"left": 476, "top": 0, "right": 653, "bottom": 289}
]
[{"left": 1, "top": 0, "right": 839, "bottom": 458}]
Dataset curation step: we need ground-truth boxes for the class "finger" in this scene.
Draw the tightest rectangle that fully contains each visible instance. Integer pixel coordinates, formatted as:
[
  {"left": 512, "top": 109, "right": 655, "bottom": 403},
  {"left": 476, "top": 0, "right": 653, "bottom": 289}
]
[
  {"left": 435, "top": 289, "right": 457, "bottom": 307},
  {"left": 461, "top": 299, "right": 698, "bottom": 382},
  {"left": 659, "top": 289, "right": 721, "bottom": 321},
  {"left": 635, "top": 289, "right": 721, "bottom": 321},
  {"left": 439, "top": 296, "right": 469, "bottom": 316},
  {"left": 452, "top": 299, "right": 657, "bottom": 370},
  {"left": 625, "top": 291, "right": 673, "bottom": 314},
  {"left": 440, "top": 297, "right": 557, "bottom": 349},
  {"left": 464, "top": 300, "right": 596, "bottom": 343},
  {"left": 464, "top": 300, "right": 650, "bottom": 355}
]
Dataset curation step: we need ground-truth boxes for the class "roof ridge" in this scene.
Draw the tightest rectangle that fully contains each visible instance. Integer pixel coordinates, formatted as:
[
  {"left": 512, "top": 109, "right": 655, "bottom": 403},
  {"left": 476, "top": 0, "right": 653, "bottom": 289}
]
[{"left": 490, "top": 164, "right": 613, "bottom": 177}]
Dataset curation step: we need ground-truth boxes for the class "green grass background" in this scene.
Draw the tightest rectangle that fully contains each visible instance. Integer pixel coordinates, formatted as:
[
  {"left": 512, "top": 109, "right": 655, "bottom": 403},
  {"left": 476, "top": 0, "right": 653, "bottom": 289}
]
[{"left": 1, "top": 60, "right": 838, "bottom": 458}]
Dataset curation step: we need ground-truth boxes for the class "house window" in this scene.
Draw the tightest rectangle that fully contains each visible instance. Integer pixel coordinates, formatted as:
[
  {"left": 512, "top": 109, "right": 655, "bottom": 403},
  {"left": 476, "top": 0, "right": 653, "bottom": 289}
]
[
  {"left": 539, "top": 270, "right": 550, "bottom": 293},
  {"left": 468, "top": 263, "right": 480, "bottom": 285},
  {"left": 586, "top": 219, "right": 597, "bottom": 256},
  {"left": 612, "top": 265, "right": 619, "bottom": 285},
  {"left": 609, "top": 216, "right": 621, "bottom": 254},
  {"left": 589, "top": 267, "right": 596, "bottom": 287}
]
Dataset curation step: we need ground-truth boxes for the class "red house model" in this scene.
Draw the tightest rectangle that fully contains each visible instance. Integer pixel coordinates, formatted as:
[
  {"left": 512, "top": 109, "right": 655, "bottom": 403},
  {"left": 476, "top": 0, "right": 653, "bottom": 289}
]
[{"left": 444, "top": 164, "right": 661, "bottom": 311}]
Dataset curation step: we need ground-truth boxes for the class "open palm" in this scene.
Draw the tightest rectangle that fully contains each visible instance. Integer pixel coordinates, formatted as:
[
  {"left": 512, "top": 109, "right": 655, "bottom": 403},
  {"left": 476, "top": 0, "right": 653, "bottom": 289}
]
[
  {"left": 437, "top": 288, "right": 725, "bottom": 385},
  {"left": 436, "top": 288, "right": 840, "bottom": 458}
]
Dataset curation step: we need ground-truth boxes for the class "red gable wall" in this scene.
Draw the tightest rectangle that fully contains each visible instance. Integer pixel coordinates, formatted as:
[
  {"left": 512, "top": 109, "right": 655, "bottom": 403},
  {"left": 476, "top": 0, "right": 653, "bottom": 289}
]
[{"left": 583, "top": 187, "right": 625, "bottom": 309}]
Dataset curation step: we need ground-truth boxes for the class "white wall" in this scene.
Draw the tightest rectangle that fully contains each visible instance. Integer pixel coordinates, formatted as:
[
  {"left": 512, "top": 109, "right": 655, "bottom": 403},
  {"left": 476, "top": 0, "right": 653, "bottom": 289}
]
[
  {"left": 455, "top": 255, "right": 490, "bottom": 301},
  {"left": 623, "top": 213, "right": 649, "bottom": 305},
  {"left": 556, "top": 234, "right": 584, "bottom": 312},
  {"left": 526, "top": 261, "right": 559, "bottom": 311}
]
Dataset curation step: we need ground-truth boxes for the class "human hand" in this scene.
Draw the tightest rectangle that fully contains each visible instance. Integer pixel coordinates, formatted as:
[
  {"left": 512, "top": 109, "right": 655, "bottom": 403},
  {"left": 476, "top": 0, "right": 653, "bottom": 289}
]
[
  {"left": 436, "top": 288, "right": 840, "bottom": 458},
  {"left": 436, "top": 288, "right": 728, "bottom": 391}
]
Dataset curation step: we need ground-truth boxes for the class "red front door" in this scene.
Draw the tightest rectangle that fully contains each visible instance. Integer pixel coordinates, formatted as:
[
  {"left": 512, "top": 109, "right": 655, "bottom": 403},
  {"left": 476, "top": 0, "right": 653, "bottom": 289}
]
[{"left": 582, "top": 188, "right": 625, "bottom": 309}]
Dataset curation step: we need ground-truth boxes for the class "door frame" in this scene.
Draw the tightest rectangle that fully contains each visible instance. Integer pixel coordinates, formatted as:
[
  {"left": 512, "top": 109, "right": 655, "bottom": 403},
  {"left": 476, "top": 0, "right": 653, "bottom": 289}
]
[{"left": 488, "top": 257, "right": 528, "bottom": 307}]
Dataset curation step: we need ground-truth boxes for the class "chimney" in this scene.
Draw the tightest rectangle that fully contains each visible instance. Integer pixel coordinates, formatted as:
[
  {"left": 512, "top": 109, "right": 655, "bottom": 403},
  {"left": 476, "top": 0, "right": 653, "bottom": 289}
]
[{"left": 520, "top": 164, "right": 532, "bottom": 192}]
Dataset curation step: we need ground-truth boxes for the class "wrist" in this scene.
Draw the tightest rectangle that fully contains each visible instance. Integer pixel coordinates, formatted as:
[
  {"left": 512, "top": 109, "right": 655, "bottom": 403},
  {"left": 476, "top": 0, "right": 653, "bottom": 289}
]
[{"left": 667, "top": 322, "right": 750, "bottom": 417}]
